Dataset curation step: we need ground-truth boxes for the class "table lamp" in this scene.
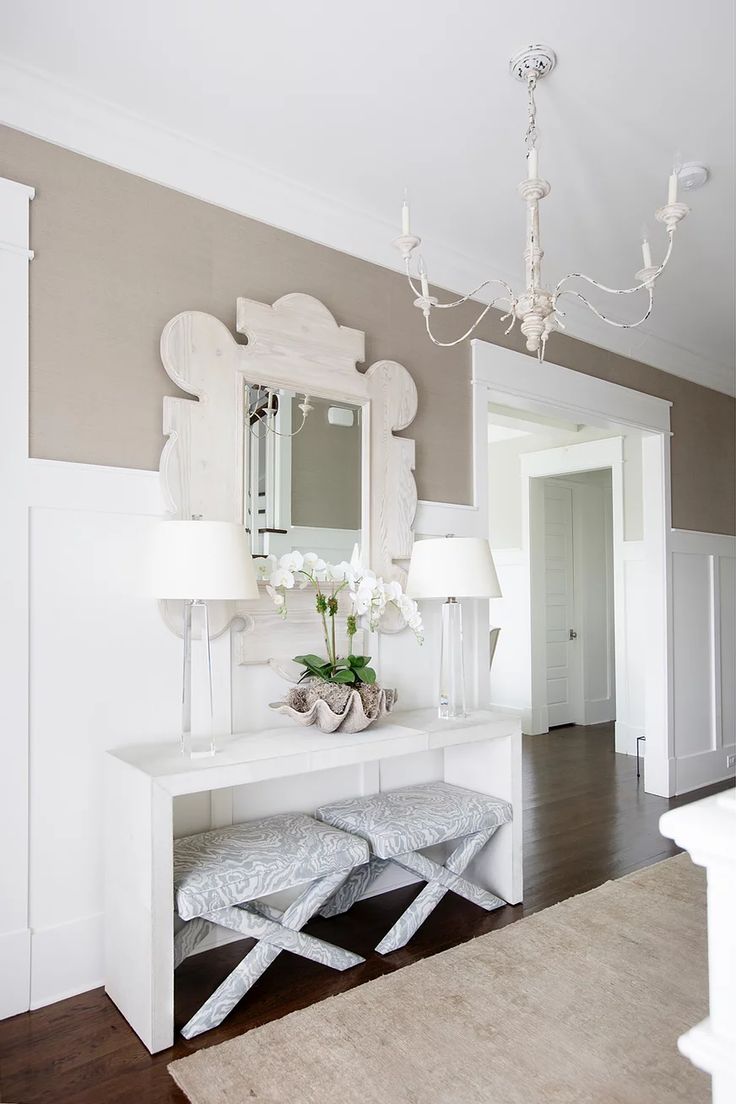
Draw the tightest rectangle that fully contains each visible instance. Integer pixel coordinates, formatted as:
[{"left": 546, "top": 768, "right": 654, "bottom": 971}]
[
  {"left": 406, "top": 536, "right": 501, "bottom": 719},
  {"left": 150, "top": 520, "right": 259, "bottom": 757}
]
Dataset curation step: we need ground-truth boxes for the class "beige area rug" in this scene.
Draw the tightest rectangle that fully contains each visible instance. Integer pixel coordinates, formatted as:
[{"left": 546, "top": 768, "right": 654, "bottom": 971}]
[{"left": 169, "top": 855, "right": 709, "bottom": 1104}]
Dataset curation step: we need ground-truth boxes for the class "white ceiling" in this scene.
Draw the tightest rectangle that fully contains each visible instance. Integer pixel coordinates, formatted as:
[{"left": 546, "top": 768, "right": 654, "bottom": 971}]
[{"left": 1, "top": 0, "right": 734, "bottom": 393}]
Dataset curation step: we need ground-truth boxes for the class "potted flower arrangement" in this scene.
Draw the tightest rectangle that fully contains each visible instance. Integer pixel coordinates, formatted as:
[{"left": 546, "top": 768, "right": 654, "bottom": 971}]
[{"left": 260, "top": 547, "right": 423, "bottom": 733}]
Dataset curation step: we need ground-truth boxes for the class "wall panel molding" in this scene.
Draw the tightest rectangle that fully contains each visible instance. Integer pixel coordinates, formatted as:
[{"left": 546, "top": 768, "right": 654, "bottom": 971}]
[
  {"left": 671, "top": 530, "right": 736, "bottom": 794},
  {"left": 0, "top": 174, "right": 34, "bottom": 1019}
]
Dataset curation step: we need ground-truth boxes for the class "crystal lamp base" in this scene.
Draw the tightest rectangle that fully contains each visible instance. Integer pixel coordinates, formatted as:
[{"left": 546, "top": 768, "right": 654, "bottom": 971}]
[{"left": 438, "top": 597, "right": 467, "bottom": 720}]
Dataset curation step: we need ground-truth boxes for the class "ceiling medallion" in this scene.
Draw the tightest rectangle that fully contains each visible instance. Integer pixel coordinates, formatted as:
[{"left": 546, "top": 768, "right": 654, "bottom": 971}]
[{"left": 393, "top": 45, "right": 693, "bottom": 360}]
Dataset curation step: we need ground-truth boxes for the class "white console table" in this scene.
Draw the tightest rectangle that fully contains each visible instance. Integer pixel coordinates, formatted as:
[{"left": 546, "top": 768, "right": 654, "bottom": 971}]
[{"left": 104, "top": 708, "right": 522, "bottom": 1052}]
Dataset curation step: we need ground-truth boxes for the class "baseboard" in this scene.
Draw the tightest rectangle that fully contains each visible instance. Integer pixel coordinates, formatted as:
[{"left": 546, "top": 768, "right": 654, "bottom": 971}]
[
  {"left": 675, "top": 745, "right": 736, "bottom": 796},
  {"left": 522, "top": 706, "right": 548, "bottom": 736},
  {"left": 584, "top": 699, "right": 616, "bottom": 725},
  {"left": 0, "top": 927, "right": 31, "bottom": 1019},
  {"left": 615, "top": 720, "right": 644, "bottom": 757},
  {"left": 30, "top": 912, "right": 103, "bottom": 1010}
]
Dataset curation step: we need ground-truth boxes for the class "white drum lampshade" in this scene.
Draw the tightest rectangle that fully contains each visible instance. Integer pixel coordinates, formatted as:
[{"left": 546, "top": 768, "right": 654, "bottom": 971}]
[
  {"left": 406, "top": 537, "right": 501, "bottom": 600},
  {"left": 150, "top": 520, "right": 259, "bottom": 757},
  {"left": 406, "top": 536, "right": 501, "bottom": 720},
  {"left": 150, "top": 520, "right": 259, "bottom": 600}
]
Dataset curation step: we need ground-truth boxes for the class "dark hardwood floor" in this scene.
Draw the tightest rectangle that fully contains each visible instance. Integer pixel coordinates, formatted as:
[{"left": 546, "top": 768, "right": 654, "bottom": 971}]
[{"left": 1, "top": 723, "right": 732, "bottom": 1104}]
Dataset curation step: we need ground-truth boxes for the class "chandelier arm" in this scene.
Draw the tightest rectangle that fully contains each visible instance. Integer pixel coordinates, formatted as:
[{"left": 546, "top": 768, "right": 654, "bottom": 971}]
[
  {"left": 553, "top": 231, "right": 675, "bottom": 299},
  {"left": 248, "top": 415, "right": 309, "bottom": 439},
  {"left": 247, "top": 392, "right": 311, "bottom": 440},
  {"left": 431, "top": 278, "right": 516, "bottom": 309},
  {"left": 423, "top": 296, "right": 515, "bottom": 347},
  {"left": 406, "top": 272, "right": 424, "bottom": 298},
  {"left": 553, "top": 284, "right": 654, "bottom": 330},
  {"left": 404, "top": 262, "right": 514, "bottom": 309}
]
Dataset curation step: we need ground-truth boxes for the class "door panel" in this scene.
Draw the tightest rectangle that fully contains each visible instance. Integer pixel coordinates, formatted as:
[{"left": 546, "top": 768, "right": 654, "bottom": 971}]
[{"left": 544, "top": 482, "right": 578, "bottom": 726}]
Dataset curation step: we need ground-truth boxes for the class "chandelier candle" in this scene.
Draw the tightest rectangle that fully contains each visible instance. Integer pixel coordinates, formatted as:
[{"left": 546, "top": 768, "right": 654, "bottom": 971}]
[
  {"left": 393, "top": 44, "right": 692, "bottom": 361},
  {"left": 402, "top": 189, "right": 411, "bottom": 235},
  {"left": 641, "top": 235, "right": 653, "bottom": 270},
  {"left": 668, "top": 171, "right": 678, "bottom": 205}
]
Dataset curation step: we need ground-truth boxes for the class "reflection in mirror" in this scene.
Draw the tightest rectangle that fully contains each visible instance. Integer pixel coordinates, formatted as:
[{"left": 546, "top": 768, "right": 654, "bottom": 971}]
[{"left": 245, "top": 386, "right": 362, "bottom": 564}]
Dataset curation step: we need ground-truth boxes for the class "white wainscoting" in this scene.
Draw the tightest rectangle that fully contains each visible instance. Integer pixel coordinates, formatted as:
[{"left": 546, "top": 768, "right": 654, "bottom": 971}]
[{"left": 671, "top": 530, "right": 736, "bottom": 795}]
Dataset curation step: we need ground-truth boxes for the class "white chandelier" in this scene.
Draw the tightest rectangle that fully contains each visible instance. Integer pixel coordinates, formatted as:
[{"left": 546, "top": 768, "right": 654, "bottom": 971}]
[{"left": 393, "top": 45, "right": 694, "bottom": 361}]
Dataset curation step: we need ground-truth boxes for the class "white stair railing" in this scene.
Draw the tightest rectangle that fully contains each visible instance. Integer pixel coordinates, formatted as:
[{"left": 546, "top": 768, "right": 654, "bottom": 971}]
[{"left": 660, "top": 789, "right": 736, "bottom": 1104}]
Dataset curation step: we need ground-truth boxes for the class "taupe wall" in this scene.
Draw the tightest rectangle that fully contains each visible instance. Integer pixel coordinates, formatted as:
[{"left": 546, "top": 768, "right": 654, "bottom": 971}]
[{"left": 1, "top": 124, "right": 734, "bottom": 534}]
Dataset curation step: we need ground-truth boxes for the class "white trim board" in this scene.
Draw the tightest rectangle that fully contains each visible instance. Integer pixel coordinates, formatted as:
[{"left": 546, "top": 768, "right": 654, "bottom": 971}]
[
  {"left": 0, "top": 55, "right": 732, "bottom": 397},
  {"left": 670, "top": 529, "right": 736, "bottom": 795},
  {"left": 0, "top": 174, "right": 34, "bottom": 1020}
]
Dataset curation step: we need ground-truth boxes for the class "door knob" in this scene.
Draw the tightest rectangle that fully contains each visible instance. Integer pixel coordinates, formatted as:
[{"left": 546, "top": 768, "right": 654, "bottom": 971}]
[{"left": 569, "top": 629, "right": 577, "bottom": 639}]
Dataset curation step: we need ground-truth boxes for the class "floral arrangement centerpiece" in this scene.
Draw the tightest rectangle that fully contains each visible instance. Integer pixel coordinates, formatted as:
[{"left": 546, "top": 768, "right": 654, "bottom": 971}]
[{"left": 260, "top": 547, "right": 423, "bottom": 733}]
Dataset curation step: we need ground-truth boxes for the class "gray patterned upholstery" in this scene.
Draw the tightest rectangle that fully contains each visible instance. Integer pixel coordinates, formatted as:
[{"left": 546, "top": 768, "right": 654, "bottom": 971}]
[
  {"left": 174, "top": 812, "right": 369, "bottom": 921},
  {"left": 315, "top": 781, "right": 512, "bottom": 859}
]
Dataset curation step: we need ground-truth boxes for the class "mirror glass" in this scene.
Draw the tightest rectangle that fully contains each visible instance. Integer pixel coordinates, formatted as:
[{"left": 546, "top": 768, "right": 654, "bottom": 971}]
[{"left": 245, "top": 385, "right": 362, "bottom": 564}]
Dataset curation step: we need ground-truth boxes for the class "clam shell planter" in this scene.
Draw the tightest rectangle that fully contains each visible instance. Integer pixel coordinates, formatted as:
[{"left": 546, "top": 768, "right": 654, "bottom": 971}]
[{"left": 270, "top": 684, "right": 398, "bottom": 734}]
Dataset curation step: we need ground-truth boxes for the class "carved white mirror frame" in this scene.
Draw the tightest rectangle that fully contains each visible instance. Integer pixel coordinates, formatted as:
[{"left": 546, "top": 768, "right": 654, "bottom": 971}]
[{"left": 158, "top": 292, "right": 418, "bottom": 665}]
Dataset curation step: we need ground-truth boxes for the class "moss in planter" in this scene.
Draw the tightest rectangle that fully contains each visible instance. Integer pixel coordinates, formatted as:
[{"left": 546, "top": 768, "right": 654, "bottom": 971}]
[
  {"left": 306, "top": 682, "right": 352, "bottom": 715},
  {"left": 284, "top": 681, "right": 396, "bottom": 718}
]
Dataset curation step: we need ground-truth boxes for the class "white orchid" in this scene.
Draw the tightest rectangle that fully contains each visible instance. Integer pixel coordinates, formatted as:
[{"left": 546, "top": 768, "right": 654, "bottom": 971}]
[
  {"left": 265, "top": 584, "right": 285, "bottom": 609},
  {"left": 302, "top": 552, "right": 327, "bottom": 575},
  {"left": 278, "top": 550, "right": 304, "bottom": 573},
  {"left": 270, "top": 567, "right": 295, "bottom": 589},
  {"left": 327, "top": 560, "right": 356, "bottom": 584},
  {"left": 256, "top": 554, "right": 277, "bottom": 581},
  {"left": 350, "top": 579, "right": 377, "bottom": 616}
]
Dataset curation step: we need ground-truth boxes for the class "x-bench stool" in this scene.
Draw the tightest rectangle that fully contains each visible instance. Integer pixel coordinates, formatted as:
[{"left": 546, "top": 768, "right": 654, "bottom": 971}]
[
  {"left": 173, "top": 812, "right": 369, "bottom": 1038},
  {"left": 317, "top": 781, "right": 512, "bottom": 954}
]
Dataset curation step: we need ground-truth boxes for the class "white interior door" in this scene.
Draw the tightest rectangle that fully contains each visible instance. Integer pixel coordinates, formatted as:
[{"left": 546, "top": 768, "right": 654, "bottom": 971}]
[{"left": 544, "top": 481, "right": 580, "bottom": 726}]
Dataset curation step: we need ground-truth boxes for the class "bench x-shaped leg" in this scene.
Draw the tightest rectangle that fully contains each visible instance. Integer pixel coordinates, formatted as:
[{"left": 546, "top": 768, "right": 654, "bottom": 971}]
[
  {"left": 375, "top": 826, "right": 506, "bottom": 955},
  {"left": 174, "top": 916, "right": 211, "bottom": 969},
  {"left": 180, "top": 868, "right": 362, "bottom": 1039},
  {"left": 320, "top": 857, "right": 391, "bottom": 919}
]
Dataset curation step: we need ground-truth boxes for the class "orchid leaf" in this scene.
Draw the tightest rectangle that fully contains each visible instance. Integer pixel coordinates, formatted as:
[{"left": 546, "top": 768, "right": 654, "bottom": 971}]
[{"left": 332, "top": 669, "right": 357, "bottom": 684}]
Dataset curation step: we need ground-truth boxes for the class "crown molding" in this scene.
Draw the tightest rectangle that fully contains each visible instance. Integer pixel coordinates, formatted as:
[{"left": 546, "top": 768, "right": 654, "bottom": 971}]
[{"left": 0, "top": 55, "right": 733, "bottom": 398}]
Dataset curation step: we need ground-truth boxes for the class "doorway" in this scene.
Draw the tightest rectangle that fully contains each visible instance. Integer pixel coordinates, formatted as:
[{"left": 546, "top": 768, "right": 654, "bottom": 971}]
[{"left": 473, "top": 339, "right": 674, "bottom": 797}]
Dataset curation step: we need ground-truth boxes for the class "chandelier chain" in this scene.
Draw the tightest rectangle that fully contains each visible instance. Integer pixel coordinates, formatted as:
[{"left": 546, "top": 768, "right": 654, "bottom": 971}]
[{"left": 525, "top": 73, "right": 538, "bottom": 151}]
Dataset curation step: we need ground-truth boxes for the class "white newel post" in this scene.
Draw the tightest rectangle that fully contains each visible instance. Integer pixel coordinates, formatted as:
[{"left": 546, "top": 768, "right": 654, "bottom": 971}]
[
  {"left": 660, "top": 790, "right": 736, "bottom": 1103},
  {"left": 0, "top": 175, "right": 35, "bottom": 1018}
]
